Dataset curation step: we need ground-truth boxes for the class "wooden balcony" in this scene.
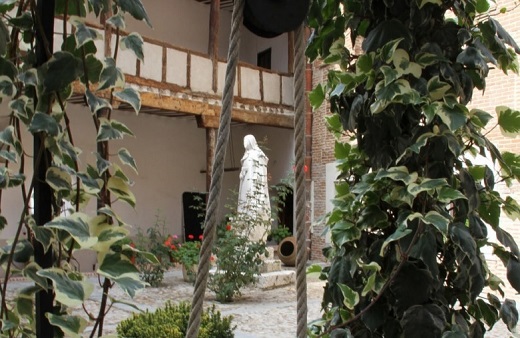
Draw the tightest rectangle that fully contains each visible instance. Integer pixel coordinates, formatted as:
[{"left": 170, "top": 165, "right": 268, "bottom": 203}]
[{"left": 59, "top": 20, "right": 295, "bottom": 129}]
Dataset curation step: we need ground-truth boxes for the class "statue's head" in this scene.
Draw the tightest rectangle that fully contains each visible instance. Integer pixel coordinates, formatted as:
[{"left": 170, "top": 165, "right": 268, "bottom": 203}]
[{"left": 243, "top": 134, "right": 257, "bottom": 150}]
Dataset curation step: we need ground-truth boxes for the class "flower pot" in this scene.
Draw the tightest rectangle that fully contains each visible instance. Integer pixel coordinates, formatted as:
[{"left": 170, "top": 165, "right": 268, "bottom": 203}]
[
  {"left": 182, "top": 264, "right": 197, "bottom": 283},
  {"left": 278, "top": 236, "right": 296, "bottom": 266}
]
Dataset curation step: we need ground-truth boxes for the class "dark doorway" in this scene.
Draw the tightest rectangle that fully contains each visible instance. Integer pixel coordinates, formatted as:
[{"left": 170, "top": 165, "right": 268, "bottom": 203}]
[
  {"left": 257, "top": 48, "right": 272, "bottom": 70},
  {"left": 182, "top": 192, "right": 207, "bottom": 242},
  {"left": 275, "top": 184, "right": 293, "bottom": 235}
]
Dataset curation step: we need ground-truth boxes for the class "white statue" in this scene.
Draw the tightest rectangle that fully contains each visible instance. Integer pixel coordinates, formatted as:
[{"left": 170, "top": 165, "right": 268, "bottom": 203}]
[{"left": 237, "top": 135, "right": 271, "bottom": 242}]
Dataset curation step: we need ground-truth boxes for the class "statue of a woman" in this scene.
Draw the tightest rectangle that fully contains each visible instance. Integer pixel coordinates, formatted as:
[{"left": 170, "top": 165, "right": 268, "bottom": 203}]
[{"left": 237, "top": 135, "right": 271, "bottom": 242}]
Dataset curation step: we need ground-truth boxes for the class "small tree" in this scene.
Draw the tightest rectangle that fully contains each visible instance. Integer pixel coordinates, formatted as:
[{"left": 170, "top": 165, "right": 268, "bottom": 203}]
[{"left": 308, "top": 0, "right": 520, "bottom": 336}]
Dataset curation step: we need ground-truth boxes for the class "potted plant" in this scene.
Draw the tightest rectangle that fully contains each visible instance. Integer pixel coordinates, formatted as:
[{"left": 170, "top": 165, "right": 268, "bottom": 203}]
[
  {"left": 163, "top": 234, "right": 181, "bottom": 263},
  {"left": 171, "top": 234, "right": 201, "bottom": 282}
]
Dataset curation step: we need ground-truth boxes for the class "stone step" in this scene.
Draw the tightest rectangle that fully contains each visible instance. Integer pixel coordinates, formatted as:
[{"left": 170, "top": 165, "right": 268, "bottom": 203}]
[
  {"left": 260, "top": 259, "right": 282, "bottom": 273},
  {"left": 256, "top": 270, "right": 296, "bottom": 290}
]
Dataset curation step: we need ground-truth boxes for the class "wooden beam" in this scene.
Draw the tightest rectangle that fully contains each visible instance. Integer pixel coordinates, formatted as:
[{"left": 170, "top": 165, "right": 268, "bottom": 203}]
[
  {"left": 139, "top": 92, "right": 294, "bottom": 128},
  {"left": 208, "top": 0, "right": 220, "bottom": 92}
]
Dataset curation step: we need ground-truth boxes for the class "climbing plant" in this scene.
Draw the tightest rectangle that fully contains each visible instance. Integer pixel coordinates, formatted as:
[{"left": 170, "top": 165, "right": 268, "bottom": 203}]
[
  {"left": 0, "top": 0, "right": 152, "bottom": 337},
  {"left": 307, "top": 0, "right": 520, "bottom": 336}
]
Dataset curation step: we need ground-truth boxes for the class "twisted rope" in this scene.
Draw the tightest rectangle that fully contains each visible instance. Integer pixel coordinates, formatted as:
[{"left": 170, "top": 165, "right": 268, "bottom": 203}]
[
  {"left": 185, "top": 0, "right": 244, "bottom": 336},
  {"left": 293, "top": 24, "right": 308, "bottom": 338}
]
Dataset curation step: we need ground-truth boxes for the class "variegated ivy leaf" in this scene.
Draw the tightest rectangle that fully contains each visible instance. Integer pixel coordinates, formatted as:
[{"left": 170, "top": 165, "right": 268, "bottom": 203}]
[
  {"left": 22, "top": 262, "right": 49, "bottom": 290},
  {"left": 437, "top": 187, "right": 467, "bottom": 203},
  {"left": 76, "top": 172, "right": 103, "bottom": 194},
  {"left": 95, "top": 152, "right": 111, "bottom": 175},
  {"left": 15, "top": 291, "right": 34, "bottom": 321},
  {"left": 118, "top": 148, "right": 138, "bottom": 173},
  {"left": 408, "top": 211, "right": 450, "bottom": 237},
  {"left": 427, "top": 76, "right": 451, "bottom": 101},
  {"left": 0, "top": 166, "right": 25, "bottom": 188},
  {"left": 85, "top": 89, "right": 111, "bottom": 115},
  {"left": 380, "top": 224, "right": 413, "bottom": 256},
  {"left": 0, "top": 125, "right": 22, "bottom": 157},
  {"left": 42, "top": 52, "right": 83, "bottom": 93},
  {"left": 392, "top": 49, "right": 421, "bottom": 78},
  {"left": 28, "top": 112, "right": 60, "bottom": 136},
  {"left": 107, "top": 176, "right": 136, "bottom": 208},
  {"left": 0, "top": 75, "right": 16, "bottom": 98},
  {"left": 97, "top": 118, "right": 134, "bottom": 142},
  {"left": 69, "top": 16, "right": 102, "bottom": 48},
  {"left": 98, "top": 205, "right": 127, "bottom": 226},
  {"left": 90, "top": 215, "right": 128, "bottom": 253},
  {"left": 46, "top": 166, "right": 72, "bottom": 192},
  {"left": 97, "top": 252, "right": 146, "bottom": 297},
  {"left": 47, "top": 313, "right": 87, "bottom": 338},
  {"left": 407, "top": 178, "right": 447, "bottom": 197},
  {"left": 107, "top": 12, "right": 126, "bottom": 29},
  {"left": 9, "top": 96, "right": 32, "bottom": 125},
  {"left": 436, "top": 103, "right": 468, "bottom": 131},
  {"left": 45, "top": 213, "right": 98, "bottom": 248},
  {"left": 118, "top": 0, "right": 152, "bottom": 27},
  {"left": 497, "top": 106, "right": 520, "bottom": 138},
  {"left": 114, "top": 87, "right": 141, "bottom": 115},
  {"left": 29, "top": 221, "right": 54, "bottom": 254},
  {"left": 120, "top": 32, "right": 144, "bottom": 62},
  {"left": 98, "top": 58, "right": 124, "bottom": 90},
  {"left": 375, "top": 166, "right": 418, "bottom": 185},
  {"left": 37, "top": 269, "right": 94, "bottom": 307},
  {"left": 338, "top": 283, "right": 359, "bottom": 310}
]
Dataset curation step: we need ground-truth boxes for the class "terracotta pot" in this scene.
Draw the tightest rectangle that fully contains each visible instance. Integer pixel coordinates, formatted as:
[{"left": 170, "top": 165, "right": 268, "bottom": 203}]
[
  {"left": 182, "top": 264, "right": 197, "bottom": 283},
  {"left": 278, "top": 236, "right": 296, "bottom": 266}
]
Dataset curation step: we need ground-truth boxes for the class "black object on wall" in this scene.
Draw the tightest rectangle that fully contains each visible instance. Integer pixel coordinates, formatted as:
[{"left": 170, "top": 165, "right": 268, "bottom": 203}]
[{"left": 182, "top": 192, "right": 207, "bottom": 242}]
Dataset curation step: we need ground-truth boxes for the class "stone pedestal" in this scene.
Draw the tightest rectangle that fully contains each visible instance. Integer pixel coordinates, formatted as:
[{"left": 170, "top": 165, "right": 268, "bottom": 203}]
[{"left": 256, "top": 245, "right": 295, "bottom": 289}]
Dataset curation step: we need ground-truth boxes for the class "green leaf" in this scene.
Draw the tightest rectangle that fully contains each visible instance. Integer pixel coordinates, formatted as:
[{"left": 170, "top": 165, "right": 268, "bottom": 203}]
[
  {"left": 45, "top": 213, "right": 98, "bottom": 248},
  {"left": 85, "top": 89, "right": 111, "bottom": 114},
  {"left": 76, "top": 172, "right": 103, "bottom": 194},
  {"left": 28, "top": 112, "right": 60, "bottom": 137},
  {"left": 113, "top": 88, "right": 141, "bottom": 114},
  {"left": 98, "top": 58, "right": 124, "bottom": 90},
  {"left": 111, "top": 275, "right": 147, "bottom": 298},
  {"left": 419, "top": 0, "right": 442, "bottom": 8},
  {"left": 46, "top": 166, "right": 72, "bottom": 192},
  {"left": 357, "top": 54, "right": 373, "bottom": 74},
  {"left": 97, "top": 118, "right": 134, "bottom": 142},
  {"left": 118, "top": 0, "right": 152, "bottom": 27},
  {"left": 309, "top": 83, "right": 325, "bottom": 110},
  {"left": 37, "top": 269, "right": 94, "bottom": 307},
  {"left": 496, "top": 106, "right": 520, "bottom": 137},
  {"left": 334, "top": 141, "right": 351, "bottom": 159},
  {"left": 475, "top": 0, "right": 490, "bottom": 13},
  {"left": 117, "top": 148, "right": 138, "bottom": 173},
  {"left": 503, "top": 196, "right": 520, "bottom": 220},
  {"left": 47, "top": 313, "right": 87, "bottom": 338},
  {"left": 43, "top": 52, "right": 83, "bottom": 93},
  {"left": 338, "top": 283, "right": 359, "bottom": 310},
  {"left": 307, "top": 264, "right": 323, "bottom": 278},
  {"left": 401, "top": 305, "right": 446, "bottom": 337},
  {"left": 120, "top": 32, "right": 144, "bottom": 62},
  {"left": 107, "top": 176, "right": 136, "bottom": 208}
]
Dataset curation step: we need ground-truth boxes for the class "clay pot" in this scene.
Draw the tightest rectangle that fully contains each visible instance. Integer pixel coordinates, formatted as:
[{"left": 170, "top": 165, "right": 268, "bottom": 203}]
[{"left": 278, "top": 236, "right": 296, "bottom": 266}]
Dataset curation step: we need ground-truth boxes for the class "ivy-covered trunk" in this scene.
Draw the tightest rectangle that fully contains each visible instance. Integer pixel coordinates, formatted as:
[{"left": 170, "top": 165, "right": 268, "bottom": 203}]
[{"left": 307, "top": 0, "right": 520, "bottom": 336}]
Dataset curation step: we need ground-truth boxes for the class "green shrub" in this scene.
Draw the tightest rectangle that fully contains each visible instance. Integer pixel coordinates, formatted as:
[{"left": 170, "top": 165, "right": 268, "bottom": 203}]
[{"left": 116, "top": 301, "right": 235, "bottom": 338}]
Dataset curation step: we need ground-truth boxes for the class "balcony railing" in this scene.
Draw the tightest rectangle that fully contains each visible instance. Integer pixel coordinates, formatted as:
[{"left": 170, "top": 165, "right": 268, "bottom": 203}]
[{"left": 57, "top": 19, "right": 295, "bottom": 128}]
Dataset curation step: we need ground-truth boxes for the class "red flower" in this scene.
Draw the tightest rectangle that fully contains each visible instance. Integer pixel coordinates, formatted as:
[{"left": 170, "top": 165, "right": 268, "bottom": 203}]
[
  {"left": 171, "top": 244, "right": 177, "bottom": 251},
  {"left": 199, "top": 234, "right": 203, "bottom": 240},
  {"left": 226, "top": 224, "right": 232, "bottom": 231},
  {"left": 188, "top": 234, "right": 194, "bottom": 240}
]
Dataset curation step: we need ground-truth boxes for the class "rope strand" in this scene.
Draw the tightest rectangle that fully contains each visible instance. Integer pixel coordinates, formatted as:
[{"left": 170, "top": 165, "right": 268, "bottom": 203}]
[
  {"left": 185, "top": 0, "right": 244, "bottom": 336},
  {"left": 293, "top": 23, "right": 308, "bottom": 338}
]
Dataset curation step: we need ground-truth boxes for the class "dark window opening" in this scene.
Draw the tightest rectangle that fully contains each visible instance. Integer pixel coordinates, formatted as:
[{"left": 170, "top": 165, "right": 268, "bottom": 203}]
[{"left": 257, "top": 48, "right": 272, "bottom": 69}]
